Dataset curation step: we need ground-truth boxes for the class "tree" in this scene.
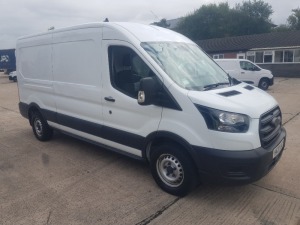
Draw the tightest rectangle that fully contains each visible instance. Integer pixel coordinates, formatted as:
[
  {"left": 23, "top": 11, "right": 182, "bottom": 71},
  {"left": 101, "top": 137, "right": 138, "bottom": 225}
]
[
  {"left": 174, "top": 0, "right": 274, "bottom": 40},
  {"left": 287, "top": 8, "right": 300, "bottom": 30},
  {"left": 235, "top": 0, "right": 274, "bottom": 34},
  {"left": 272, "top": 24, "right": 291, "bottom": 32},
  {"left": 151, "top": 18, "right": 170, "bottom": 28},
  {"left": 235, "top": 0, "right": 273, "bottom": 21},
  {"left": 175, "top": 3, "right": 233, "bottom": 40}
]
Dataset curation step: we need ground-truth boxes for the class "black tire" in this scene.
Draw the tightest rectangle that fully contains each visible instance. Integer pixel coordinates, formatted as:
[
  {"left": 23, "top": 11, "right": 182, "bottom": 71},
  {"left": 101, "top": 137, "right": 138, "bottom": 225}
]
[
  {"left": 13, "top": 76, "right": 17, "bottom": 82},
  {"left": 258, "top": 78, "right": 269, "bottom": 90},
  {"left": 31, "top": 111, "right": 53, "bottom": 141},
  {"left": 150, "top": 143, "right": 199, "bottom": 197}
]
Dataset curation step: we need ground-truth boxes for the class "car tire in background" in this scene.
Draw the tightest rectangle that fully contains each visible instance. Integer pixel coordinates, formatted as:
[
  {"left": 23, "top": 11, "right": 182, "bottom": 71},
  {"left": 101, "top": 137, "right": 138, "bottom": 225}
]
[{"left": 259, "top": 78, "right": 269, "bottom": 90}]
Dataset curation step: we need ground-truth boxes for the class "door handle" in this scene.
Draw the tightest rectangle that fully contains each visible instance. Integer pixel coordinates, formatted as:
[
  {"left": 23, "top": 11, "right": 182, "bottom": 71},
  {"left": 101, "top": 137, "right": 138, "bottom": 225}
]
[
  {"left": 104, "top": 96, "right": 115, "bottom": 102},
  {"left": 241, "top": 72, "right": 245, "bottom": 74}
]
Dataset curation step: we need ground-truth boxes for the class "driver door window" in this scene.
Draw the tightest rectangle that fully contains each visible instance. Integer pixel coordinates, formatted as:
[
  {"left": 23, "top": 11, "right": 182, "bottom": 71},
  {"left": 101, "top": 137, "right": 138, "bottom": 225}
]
[
  {"left": 240, "top": 61, "right": 260, "bottom": 71},
  {"left": 108, "top": 46, "right": 154, "bottom": 98}
]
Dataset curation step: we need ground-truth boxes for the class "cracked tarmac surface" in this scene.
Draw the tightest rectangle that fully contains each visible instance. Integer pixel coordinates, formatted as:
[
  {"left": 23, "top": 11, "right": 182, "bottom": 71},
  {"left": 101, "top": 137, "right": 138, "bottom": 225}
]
[{"left": 0, "top": 74, "right": 300, "bottom": 225}]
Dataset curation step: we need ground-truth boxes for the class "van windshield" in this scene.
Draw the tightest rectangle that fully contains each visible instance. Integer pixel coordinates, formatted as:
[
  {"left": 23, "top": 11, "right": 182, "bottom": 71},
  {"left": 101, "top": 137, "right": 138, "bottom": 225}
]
[{"left": 141, "top": 42, "right": 230, "bottom": 91}]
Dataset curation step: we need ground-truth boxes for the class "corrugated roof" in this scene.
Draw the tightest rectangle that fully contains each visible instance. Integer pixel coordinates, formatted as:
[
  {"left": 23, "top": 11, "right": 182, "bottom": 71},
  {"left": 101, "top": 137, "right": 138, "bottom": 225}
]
[{"left": 196, "top": 31, "right": 300, "bottom": 53}]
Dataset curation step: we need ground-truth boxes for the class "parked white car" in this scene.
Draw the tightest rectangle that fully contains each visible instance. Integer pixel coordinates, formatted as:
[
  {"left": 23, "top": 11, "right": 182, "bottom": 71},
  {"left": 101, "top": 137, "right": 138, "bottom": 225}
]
[
  {"left": 214, "top": 59, "right": 273, "bottom": 90},
  {"left": 8, "top": 71, "right": 17, "bottom": 82}
]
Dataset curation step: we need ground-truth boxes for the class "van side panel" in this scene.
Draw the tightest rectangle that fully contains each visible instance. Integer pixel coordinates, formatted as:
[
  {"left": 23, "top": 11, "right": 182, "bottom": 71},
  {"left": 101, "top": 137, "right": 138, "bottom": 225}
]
[
  {"left": 218, "top": 60, "right": 240, "bottom": 79},
  {"left": 17, "top": 34, "right": 56, "bottom": 116},
  {"left": 52, "top": 28, "right": 102, "bottom": 126}
]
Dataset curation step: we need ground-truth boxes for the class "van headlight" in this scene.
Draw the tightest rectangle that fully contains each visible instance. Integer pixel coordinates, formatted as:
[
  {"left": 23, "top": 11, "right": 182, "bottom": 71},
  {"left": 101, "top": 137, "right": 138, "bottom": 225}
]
[{"left": 195, "top": 105, "right": 249, "bottom": 133}]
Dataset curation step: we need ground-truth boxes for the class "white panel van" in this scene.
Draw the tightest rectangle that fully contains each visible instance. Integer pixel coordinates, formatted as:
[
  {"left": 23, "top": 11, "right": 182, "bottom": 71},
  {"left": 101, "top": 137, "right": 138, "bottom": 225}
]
[
  {"left": 215, "top": 59, "right": 274, "bottom": 90},
  {"left": 16, "top": 23, "right": 286, "bottom": 196}
]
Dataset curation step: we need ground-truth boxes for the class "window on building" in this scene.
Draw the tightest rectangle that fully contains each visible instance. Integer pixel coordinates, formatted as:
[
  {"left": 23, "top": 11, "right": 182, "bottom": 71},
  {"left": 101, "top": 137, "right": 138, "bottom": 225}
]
[
  {"left": 246, "top": 51, "right": 255, "bottom": 62},
  {"left": 264, "top": 55, "right": 272, "bottom": 63},
  {"left": 213, "top": 54, "right": 224, "bottom": 59},
  {"left": 263, "top": 51, "right": 273, "bottom": 63},
  {"left": 284, "top": 50, "right": 294, "bottom": 62},
  {"left": 247, "top": 56, "right": 255, "bottom": 62},
  {"left": 247, "top": 49, "right": 300, "bottom": 64},
  {"left": 255, "top": 52, "right": 263, "bottom": 63},
  {"left": 294, "top": 49, "right": 300, "bottom": 62},
  {"left": 274, "top": 51, "right": 283, "bottom": 63}
]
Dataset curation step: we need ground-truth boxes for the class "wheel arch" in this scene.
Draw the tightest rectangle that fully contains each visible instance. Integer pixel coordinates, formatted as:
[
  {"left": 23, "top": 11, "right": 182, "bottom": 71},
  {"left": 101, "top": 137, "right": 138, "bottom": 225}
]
[
  {"left": 27, "top": 103, "right": 44, "bottom": 126},
  {"left": 259, "top": 77, "right": 270, "bottom": 82},
  {"left": 144, "top": 131, "right": 198, "bottom": 166}
]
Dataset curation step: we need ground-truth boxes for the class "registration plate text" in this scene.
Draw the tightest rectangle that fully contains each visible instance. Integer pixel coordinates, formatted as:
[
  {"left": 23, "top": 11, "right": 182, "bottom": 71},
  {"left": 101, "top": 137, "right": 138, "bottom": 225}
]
[{"left": 273, "top": 139, "right": 284, "bottom": 158}]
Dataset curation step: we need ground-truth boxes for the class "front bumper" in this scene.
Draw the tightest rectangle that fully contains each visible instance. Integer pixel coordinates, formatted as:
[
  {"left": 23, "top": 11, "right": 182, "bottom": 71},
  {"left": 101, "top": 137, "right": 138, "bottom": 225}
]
[
  {"left": 191, "top": 127, "right": 286, "bottom": 184},
  {"left": 269, "top": 77, "right": 274, "bottom": 86}
]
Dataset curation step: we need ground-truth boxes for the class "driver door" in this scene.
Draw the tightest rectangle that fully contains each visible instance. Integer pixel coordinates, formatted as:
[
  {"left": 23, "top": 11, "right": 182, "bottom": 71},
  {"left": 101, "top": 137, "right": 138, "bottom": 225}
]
[
  {"left": 239, "top": 60, "right": 260, "bottom": 85},
  {"left": 100, "top": 41, "right": 163, "bottom": 157}
]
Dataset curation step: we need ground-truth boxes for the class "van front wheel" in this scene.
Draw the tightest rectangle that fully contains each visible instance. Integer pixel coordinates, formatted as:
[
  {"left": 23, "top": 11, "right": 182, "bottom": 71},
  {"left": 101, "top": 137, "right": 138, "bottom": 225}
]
[
  {"left": 150, "top": 144, "right": 198, "bottom": 196},
  {"left": 31, "top": 112, "right": 53, "bottom": 141},
  {"left": 259, "top": 78, "right": 269, "bottom": 90}
]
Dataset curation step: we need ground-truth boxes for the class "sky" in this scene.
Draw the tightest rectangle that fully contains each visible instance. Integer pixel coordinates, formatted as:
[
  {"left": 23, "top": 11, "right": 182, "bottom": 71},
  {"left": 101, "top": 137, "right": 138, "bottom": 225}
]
[{"left": 0, "top": 0, "right": 299, "bottom": 49}]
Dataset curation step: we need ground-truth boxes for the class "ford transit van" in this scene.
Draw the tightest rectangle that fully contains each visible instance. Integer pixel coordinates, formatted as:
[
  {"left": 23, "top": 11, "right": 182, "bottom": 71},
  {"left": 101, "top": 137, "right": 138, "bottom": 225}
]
[
  {"left": 16, "top": 23, "right": 286, "bottom": 196},
  {"left": 215, "top": 59, "right": 274, "bottom": 90}
]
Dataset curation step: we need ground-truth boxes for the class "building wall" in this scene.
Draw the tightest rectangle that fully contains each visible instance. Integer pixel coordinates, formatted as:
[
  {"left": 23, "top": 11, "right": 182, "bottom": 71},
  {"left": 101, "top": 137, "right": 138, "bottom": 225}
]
[
  {"left": 224, "top": 53, "right": 237, "bottom": 58},
  {"left": 246, "top": 48, "right": 300, "bottom": 77},
  {"left": 211, "top": 52, "right": 239, "bottom": 59},
  {"left": 258, "top": 63, "right": 300, "bottom": 77},
  {"left": 210, "top": 51, "right": 300, "bottom": 77}
]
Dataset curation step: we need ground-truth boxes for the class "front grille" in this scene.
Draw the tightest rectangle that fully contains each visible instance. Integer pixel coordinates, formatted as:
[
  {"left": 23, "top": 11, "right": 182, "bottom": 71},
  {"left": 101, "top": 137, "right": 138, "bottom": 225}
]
[{"left": 259, "top": 106, "right": 282, "bottom": 148}]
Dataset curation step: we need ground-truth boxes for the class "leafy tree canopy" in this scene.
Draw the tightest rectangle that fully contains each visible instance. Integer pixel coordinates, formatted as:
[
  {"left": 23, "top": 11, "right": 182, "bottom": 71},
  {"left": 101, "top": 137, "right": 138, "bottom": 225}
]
[
  {"left": 174, "top": 0, "right": 274, "bottom": 40},
  {"left": 151, "top": 18, "right": 170, "bottom": 28},
  {"left": 287, "top": 8, "right": 300, "bottom": 30},
  {"left": 272, "top": 24, "right": 291, "bottom": 32},
  {"left": 235, "top": 0, "right": 273, "bottom": 21}
]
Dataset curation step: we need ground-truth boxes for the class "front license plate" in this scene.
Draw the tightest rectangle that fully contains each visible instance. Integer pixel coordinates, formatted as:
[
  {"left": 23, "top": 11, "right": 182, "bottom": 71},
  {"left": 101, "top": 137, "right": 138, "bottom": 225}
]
[{"left": 273, "top": 139, "right": 284, "bottom": 158}]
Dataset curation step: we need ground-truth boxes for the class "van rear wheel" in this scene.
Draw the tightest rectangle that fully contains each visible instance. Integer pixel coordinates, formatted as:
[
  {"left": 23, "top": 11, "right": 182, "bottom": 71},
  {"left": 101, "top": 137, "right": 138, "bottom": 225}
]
[
  {"left": 31, "top": 111, "right": 53, "bottom": 141},
  {"left": 150, "top": 143, "right": 198, "bottom": 196}
]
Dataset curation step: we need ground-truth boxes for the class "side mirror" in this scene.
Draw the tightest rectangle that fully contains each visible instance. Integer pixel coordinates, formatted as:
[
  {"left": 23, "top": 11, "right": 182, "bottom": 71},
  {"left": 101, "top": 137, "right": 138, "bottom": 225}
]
[{"left": 138, "top": 77, "right": 157, "bottom": 105}]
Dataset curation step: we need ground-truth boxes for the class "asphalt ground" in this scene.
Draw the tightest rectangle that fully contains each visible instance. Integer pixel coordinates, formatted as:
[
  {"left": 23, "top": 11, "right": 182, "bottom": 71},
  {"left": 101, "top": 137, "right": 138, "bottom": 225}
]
[{"left": 0, "top": 73, "right": 299, "bottom": 225}]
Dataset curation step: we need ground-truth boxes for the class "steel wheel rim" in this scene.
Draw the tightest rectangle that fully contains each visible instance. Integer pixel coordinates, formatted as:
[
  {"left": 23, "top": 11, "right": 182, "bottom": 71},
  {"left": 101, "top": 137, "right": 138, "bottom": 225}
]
[
  {"left": 260, "top": 80, "right": 268, "bottom": 89},
  {"left": 261, "top": 81, "right": 268, "bottom": 89},
  {"left": 156, "top": 154, "right": 184, "bottom": 187},
  {"left": 34, "top": 119, "right": 43, "bottom": 137}
]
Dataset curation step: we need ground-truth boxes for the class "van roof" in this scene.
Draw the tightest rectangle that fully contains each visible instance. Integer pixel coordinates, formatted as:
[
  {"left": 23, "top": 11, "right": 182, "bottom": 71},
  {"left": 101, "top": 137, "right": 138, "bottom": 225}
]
[{"left": 18, "top": 22, "right": 194, "bottom": 44}]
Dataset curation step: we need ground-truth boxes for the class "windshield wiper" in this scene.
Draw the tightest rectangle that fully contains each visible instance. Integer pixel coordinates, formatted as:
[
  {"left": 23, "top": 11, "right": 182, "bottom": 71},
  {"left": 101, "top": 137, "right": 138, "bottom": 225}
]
[{"left": 203, "top": 82, "right": 229, "bottom": 91}]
